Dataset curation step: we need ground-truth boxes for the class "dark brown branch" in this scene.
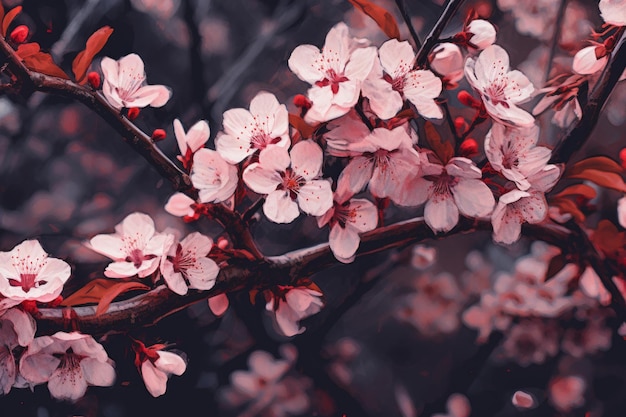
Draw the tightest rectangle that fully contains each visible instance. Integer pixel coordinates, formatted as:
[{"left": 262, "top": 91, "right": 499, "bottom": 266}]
[
  {"left": 395, "top": 0, "right": 421, "bottom": 49},
  {"left": 415, "top": 0, "right": 466, "bottom": 67},
  {"left": 551, "top": 31, "right": 626, "bottom": 164},
  {"left": 544, "top": 0, "right": 568, "bottom": 82}
]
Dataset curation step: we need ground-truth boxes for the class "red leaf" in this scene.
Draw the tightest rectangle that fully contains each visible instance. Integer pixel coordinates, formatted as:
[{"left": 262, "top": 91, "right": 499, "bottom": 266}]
[
  {"left": 553, "top": 183, "right": 597, "bottom": 200},
  {"left": 567, "top": 169, "right": 626, "bottom": 193},
  {"left": 550, "top": 197, "right": 585, "bottom": 223},
  {"left": 566, "top": 156, "right": 624, "bottom": 176},
  {"left": 2, "top": 6, "right": 21, "bottom": 37},
  {"left": 72, "top": 26, "right": 113, "bottom": 84},
  {"left": 96, "top": 281, "right": 150, "bottom": 316},
  {"left": 592, "top": 220, "right": 625, "bottom": 257},
  {"left": 348, "top": 0, "right": 400, "bottom": 40},
  {"left": 22, "top": 50, "right": 68, "bottom": 79},
  {"left": 61, "top": 278, "right": 120, "bottom": 306},
  {"left": 16, "top": 42, "right": 40, "bottom": 59},
  {"left": 289, "top": 113, "right": 317, "bottom": 139},
  {"left": 424, "top": 121, "right": 453, "bottom": 164}
]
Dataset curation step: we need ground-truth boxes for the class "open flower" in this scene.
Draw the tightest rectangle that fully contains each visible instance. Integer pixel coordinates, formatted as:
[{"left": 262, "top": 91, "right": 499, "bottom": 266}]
[
  {"left": 0, "top": 308, "right": 36, "bottom": 394},
  {"left": 19, "top": 332, "right": 115, "bottom": 401},
  {"left": 266, "top": 286, "right": 324, "bottom": 337},
  {"left": 288, "top": 22, "right": 377, "bottom": 123},
  {"left": 160, "top": 232, "right": 219, "bottom": 295},
  {"left": 174, "top": 119, "right": 210, "bottom": 170},
  {"left": 88, "top": 212, "right": 169, "bottom": 278},
  {"left": 362, "top": 39, "right": 443, "bottom": 120},
  {"left": 101, "top": 53, "right": 171, "bottom": 110},
  {"left": 600, "top": 0, "right": 626, "bottom": 26},
  {"left": 317, "top": 192, "right": 378, "bottom": 263},
  {"left": 133, "top": 342, "right": 187, "bottom": 397},
  {"left": 243, "top": 141, "right": 333, "bottom": 224},
  {"left": 0, "top": 240, "right": 71, "bottom": 303},
  {"left": 484, "top": 123, "right": 552, "bottom": 190},
  {"left": 216, "top": 92, "right": 290, "bottom": 164},
  {"left": 190, "top": 149, "right": 238, "bottom": 204},
  {"left": 465, "top": 45, "right": 535, "bottom": 126}
]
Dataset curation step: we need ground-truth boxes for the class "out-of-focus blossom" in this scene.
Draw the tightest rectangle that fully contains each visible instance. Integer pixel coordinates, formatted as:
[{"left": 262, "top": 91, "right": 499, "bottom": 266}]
[
  {"left": 89, "top": 212, "right": 169, "bottom": 278},
  {"left": 573, "top": 46, "right": 608, "bottom": 75},
  {"left": 497, "top": 0, "right": 559, "bottom": 40},
  {"left": 618, "top": 196, "right": 626, "bottom": 228},
  {"left": 512, "top": 391, "right": 537, "bottom": 409},
  {"left": 579, "top": 266, "right": 612, "bottom": 306},
  {"left": 20, "top": 332, "right": 115, "bottom": 401},
  {"left": 208, "top": 293, "right": 229, "bottom": 316},
  {"left": 222, "top": 346, "right": 311, "bottom": 417},
  {"left": 190, "top": 148, "right": 238, "bottom": 204},
  {"left": 362, "top": 39, "right": 443, "bottom": 120},
  {"left": 600, "top": 0, "right": 626, "bottom": 26},
  {"left": 288, "top": 22, "right": 377, "bottom": 123},
  {"left": 465, "top": 45, "right": 535, "bottom": 126},
  {"left": 216, "top": 92, "right": 290, "bottom": 164},
  {"left": 466, "top": 20, "right": 496, "bottom": 50},
  {"left": 561, "top": 313, "right": 612, "bottom": 358},
  {"left": 429, "top": 43, "right": 464, "bottom": 87},
  {"left": 432, "top": 393, "right": 471, "bottom": 417},
  {"left": 0, "top": 240, "right": 71, "bottom": 303},
  {"left": 0, "top": 309, "right": 36, "bottom": 394},
  {"left": 411, "top": 245, "right": 437, "bottom": 270},
  {"left": 243, "top": 141, "right": 333, "bottom": 224},
  {"left": 160, "top": 232, "right": 219, "bottom": 296},
  {"left": 485, "top": 123, "right": 551, "bottom": 191},
  {"left": 136, "top": 344, "right": 187, "bottom": 397},
  {"left": 266, "top": 286, "right": 324, "bottom": 337},
  {"left": 500, "top": 319, "right": 559, "bottom": 366},
  {"left": 101, "top": 54, "right": 171, "bottom": 110},
  {"left": 549, "top": 375, "right": 586, "bottom": 412}
]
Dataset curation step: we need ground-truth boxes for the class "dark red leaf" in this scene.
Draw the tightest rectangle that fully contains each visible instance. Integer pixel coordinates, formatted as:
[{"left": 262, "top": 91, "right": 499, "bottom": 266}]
[
  {"left": 96, "top": 281, "right": 150, "bottom": 316},
  {"left": 72, "top": 26, "right": 113, "bottom": 84},
  {"left": 348, "top": 0, "right": 400, "bottom": 40},
  {"left": 2, "top": 6, "right": 21, "bottom": 37}
]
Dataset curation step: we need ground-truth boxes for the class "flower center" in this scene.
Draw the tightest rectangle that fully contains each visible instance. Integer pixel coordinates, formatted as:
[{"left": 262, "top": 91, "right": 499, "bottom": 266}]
[
  {"left": 9, "top": 252, "right": 47, "bottom": 293},
  {"left": 383, "top": 73, "right": 405, "bottom": 93},
  {"left": 279, "top": 169, "right": 306, "bottom": 200},
  {"left": 315, "top": 69, "right": 349, "bottom": 94}
]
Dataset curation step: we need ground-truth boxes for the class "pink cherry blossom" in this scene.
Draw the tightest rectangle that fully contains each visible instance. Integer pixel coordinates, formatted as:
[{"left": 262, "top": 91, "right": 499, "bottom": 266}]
[
  {"left": 500, "top": 319, "right": 559, "bottom": 366},
  {"left": 465, "top": 45, "right": 535, "bottom": 126},
  {"left": 243, "top": 141, "right": 333, "bottom": 224},
  {"left": 164, "top": 192, "right": 196, "bottom": 218},
  {"left": 140, "top": 349, "right": 187, "bottom": 397},
  {"left": 288, "top": 22, "right": 377, "bottom": 123},
  {"left": 101, "top": 53, "right": 171, "bottom": 110},
  {"left": 19, "top": 332, "right": 115, "bottom": 401},
  {"left": 160, "top": 232, "right": 219, "bottom": 295},
  {"left": 324, "top": 110, "right": 371, "bottom": 157},
  {"left": 190, "top": 148, "right": 238, "bottom": 204},
  {"left": 549, "top": 375, "right": 586, "bottom": 412},
  {"left": 491, "top": 165, "right": 560, "bottom": 244},
  {"left": 317, "top": 193, "right": 377, "bottom": 263},
  {"left": 572, "top": 46, "right": 608, "bottom": 75},
  {"left": 0, "top": 240, "right": 71, "bottom": 303},
  {"left": 411, "top": 155, "right": 495, "bottom": 233},
  {"left": 89, "top": 212, "right": 170, "bottom": 278},
  {"left": 497, "top": 0, "right": 559, "bottom": 40},
  {"left": 215, "top": 91, "right": 290, "bottom": 164},
  {"left": 174, "top": 119, "right": 210, "bottom": 169},
  {"left": 561, "top": 313, "right": 612, "bottom": 358},
  {"left": 600, "top": 0, "right": 626, "bottom": 26},
  {"left": 362, "top": 39, "right": 443, "bottom": 120},
  {"left": 336, "top": 126, "right": 422, "bottom": 205},
  {"left": 466, "top": 20, "right": 497, "bottom": 50},
  {"left": 266, "top": 286, "right": 324, "bottom": 337},
  {"left": 0, "top": 308, "right": 36, "bottom": 394},
  {"left": 429, "top": 43, "right": 464, "bottom": 87},
  {"left": 484, "top": 123, "right": 552, "bottom": 191},
  {"left": 411, "top": 244, "right": 437, "bottom": 270}
]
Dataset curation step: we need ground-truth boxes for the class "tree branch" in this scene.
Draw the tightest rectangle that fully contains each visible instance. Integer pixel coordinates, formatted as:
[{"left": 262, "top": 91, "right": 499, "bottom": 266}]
[{"left": 415, "top": 0, "right": 465, "bottom": 67}]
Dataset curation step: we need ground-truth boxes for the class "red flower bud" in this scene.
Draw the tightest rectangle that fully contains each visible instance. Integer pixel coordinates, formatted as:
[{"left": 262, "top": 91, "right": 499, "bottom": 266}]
[
  {"left": 620, "top": 148, "right": 626, "bottom": 169},
  {"left": 457, "top": 90, "right": 478, "bottom": 107},
  {"left": 454, "top": 116, "right": 468, "bottom": 134},
  {"left": 293, "top": 94, "right": 312, "bottom": 109},
  {"left": 460, "top": 138, "right": 479, "bottom": 157},
  {"left": 87, "top": 71, "right": 101, "bottom": 89},
  {"left": 151, "top": 128, "right": 166, "bottom": 141},
  {"left": 10, "top": 25, "right": 29, "bottom": 44},
  {"left": 127, "top": 107, "right": 140, "bottom": 120}
]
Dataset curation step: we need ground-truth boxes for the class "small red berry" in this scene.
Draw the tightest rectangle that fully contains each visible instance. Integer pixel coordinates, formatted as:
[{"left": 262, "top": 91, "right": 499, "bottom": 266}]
[
  {"left": 460, "top": 138, "right": 479, "bottom": 157},
  {"left": 87, "top": 71, "right": 101, "bottom": 89},
  {"left": 10, "top": 25, "right": 29, "bottom": 44},
  {"left": 151, "top": 128, "right": 166, "bottom": 141},
  {"left": 457, "top": 90, "right": 478, "bottom": 107},
  {"left": 619, "top": 148, "right": 626, "bottom": 169},
  {"left": 127, "top": 107, "right": 140, "bottom": 120}
]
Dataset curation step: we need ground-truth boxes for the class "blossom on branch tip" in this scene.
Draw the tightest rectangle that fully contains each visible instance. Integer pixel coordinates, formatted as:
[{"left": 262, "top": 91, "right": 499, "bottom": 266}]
[
  {"left": 88, "top": 212, "right": 170, "bottom": 278},
  {"left": 572, "top": 45, "right": 609, "bottom": 75},
  {"left": 464, "top": 45, "right": 535, "bottom": 126},
  {"left": 136, "top": 345, "right": 186, "bottom": 397},
  {"left": 101, "top": 53, "right": 171, "bottom": 110},
  {"left": 190, "top": 148, "right": 238, "bottom": 204},
  {"left": 266, "top": 286, "right": 324, "bottom": 337},
  {"left": 160, "top": 232, "right": 219, "bottom": 295},
  {"left": 362, "top": 39, "right": 443, "bottom": 120},
  {"left": 466, "top": 19, "right": 497, "bottom": 50},
  {"left": 19, "top": 332, "right": 115, "bottom": 401},
  {"left": 288, "top": 22, "right": 377, "bottom": 123},
  {"left": 215, "top": 91, "right": 290, "bottom": 164},
  {"left": 0, "top": 240, "right": 71, "bottom": 303},
  {"left": 243, "top": 141, "right": 333, "bottom": 224}
]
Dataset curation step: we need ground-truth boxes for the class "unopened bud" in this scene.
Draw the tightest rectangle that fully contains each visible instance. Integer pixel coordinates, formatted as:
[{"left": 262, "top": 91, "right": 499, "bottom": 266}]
[
  {"left": 429, "top": 43, "right": 464, "bottom": 84},
  {"left": 127, "top": 107, "right": 140, "bottom": 120},
  {"left": 293, "top": 94, "right": 312, "bottom": 109},
  {"left": 619, "top": 148, "right": 626, "bottom": 169},
  {"left": 87, "top": 71, "right": 101, "bottom": 89},
  {"left": 10, "top": 25, "right": 29, "bottom": 44},
  {"left": 466, "top": 19, "right": 496, "bottom": 50},
  {"left": 460, "top": 138, "right": 479, "bottom": 157},
  {"left": 458, "top": 90, "right": 478, "bottom": 107},
  {"left": 217, "top": 237, "right": 229, "bottom": 249},
  {"left": 573, "top": 46, "right": 608, "bottom": 75},
  {"left": 151, "top": 128, "right": 166, "bottom": 141},
  {"left": 454, "top": 116, "right": 468, "bottom": 134}
]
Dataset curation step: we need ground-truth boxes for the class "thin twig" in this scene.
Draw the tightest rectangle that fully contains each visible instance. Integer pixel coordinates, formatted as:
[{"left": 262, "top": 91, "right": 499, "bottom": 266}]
[
  {"left": 415, "top": 0, "right": 466, "bottom": 67},
  {"left": 544, "top": 0, "right": 568, "bottom": 82},
  {"left": 395, "top": 0, "right": 421, "bottom": 49}
]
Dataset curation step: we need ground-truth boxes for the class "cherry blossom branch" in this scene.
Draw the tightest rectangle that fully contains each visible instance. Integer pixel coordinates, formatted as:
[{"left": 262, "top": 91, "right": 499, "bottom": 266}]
[
  {"left": 544, "top": 0, "right": 568, "bottom": 81},
  {"left": 395, "top": 0, "right": 421, "bottom": 49},
  {"left": 550, "top": 30, "right": 626, "bottom": 164},
  {"left": 415, "top": 0, "right": 466, "bottom": 67}
]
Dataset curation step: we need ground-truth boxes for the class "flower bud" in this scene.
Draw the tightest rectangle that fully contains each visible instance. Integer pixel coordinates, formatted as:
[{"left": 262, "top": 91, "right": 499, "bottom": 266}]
[
  {"left": 458, "top": 90, "right": 480, "bottom": 108},
  {"left": 460, "top": 138, "right": 479, "bottom": 157},
  {"left": 454, "top": 116, "right": 468, "bottom": 134},
  {"left": 429, "top": 43, "right": 464, "bottom": 84},
  {"left": 10, "top": 25, "right": 29, "bottom": 44},
  {"left": 127, "top": 107, "right": 140, "bottom": 120},
  {"left": 467, "top": 19, "right": 496, "bottom": 50},
  {"left": 619, "top": 148, "right": 626, "bottom": 169},
  {"left": 151, "top": 129, "right": 166, "bottom": 141},
  {"left": 573, "top": 46, "right": 608, "bottom": 75},
  {"left": 293, "top": 94, "right": 312, "bottom": 109},
  {"left": 87, "top": 71, "right": 101, "bottom": 89}
]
